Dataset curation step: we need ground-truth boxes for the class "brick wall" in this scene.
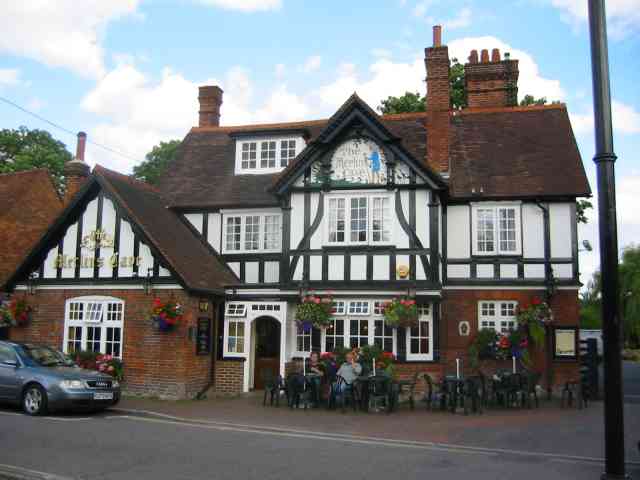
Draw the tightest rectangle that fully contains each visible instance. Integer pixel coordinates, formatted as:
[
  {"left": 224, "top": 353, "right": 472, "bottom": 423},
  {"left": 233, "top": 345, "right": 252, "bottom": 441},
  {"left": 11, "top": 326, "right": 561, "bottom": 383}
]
[
  {"left": 8, "top": 289, "right": 214, "bottom": 399},
  {"left": 214, "top": 359, "right": 244, "bottom": 395},
  {"left": 441, "top": 289, "right": 580, "bottom": 388}
]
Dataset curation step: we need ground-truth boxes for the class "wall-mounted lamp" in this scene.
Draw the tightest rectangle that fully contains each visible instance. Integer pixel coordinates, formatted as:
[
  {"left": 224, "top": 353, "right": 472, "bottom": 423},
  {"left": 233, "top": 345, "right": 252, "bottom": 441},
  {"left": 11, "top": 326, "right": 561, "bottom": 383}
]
[
  {"left": 27, "top": 272, "right": 38, "bottom": 295},
  {"left": 144, "top": 267, "right": 153, "bottom": 295}
]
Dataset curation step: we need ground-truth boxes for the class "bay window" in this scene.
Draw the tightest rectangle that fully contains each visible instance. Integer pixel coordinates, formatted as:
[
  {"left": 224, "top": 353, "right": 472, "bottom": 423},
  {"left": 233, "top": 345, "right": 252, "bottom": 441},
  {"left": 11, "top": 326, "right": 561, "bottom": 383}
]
[
  {"left": 223, "top": 213, "right": 282, "bottom": 253},
  {"left": 326, "top": 194, "right": 392, "bottom": 245},
  {"left": 63, "top": 296, "right": 124, "bottom": 358},
  {"left": 472, "top": 203, "right": 521, "bottom": 255}
]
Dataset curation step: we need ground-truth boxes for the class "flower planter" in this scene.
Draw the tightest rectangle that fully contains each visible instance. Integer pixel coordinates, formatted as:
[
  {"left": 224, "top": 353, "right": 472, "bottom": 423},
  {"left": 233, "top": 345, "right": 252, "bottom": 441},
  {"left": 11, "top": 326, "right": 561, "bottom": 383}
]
[{"left": 150, "top": 297, "right": 183, "bottom": 333}]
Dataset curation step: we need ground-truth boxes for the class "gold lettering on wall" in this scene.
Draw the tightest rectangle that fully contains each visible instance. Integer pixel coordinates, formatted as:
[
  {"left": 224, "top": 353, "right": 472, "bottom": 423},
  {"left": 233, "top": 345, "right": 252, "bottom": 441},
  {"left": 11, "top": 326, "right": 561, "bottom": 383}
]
[{"left": 54, "top": 254, "right": 143, "bottom": 270}]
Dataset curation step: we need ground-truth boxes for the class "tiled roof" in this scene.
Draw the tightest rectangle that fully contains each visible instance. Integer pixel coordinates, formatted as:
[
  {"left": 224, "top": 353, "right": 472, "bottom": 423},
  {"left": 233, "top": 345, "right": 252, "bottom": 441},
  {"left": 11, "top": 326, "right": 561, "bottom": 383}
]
[
  {"left": 448, "top": 105, "right": 591, "bottom": 198},
  {"left": 0, "top": 169, "right": 62, "bottom": 288},
  {"left": 94, "top": 166, "right": 238, "bottom": 293},
  {"left": 158, "top": 102, "right": 590, "bottom": 208}
]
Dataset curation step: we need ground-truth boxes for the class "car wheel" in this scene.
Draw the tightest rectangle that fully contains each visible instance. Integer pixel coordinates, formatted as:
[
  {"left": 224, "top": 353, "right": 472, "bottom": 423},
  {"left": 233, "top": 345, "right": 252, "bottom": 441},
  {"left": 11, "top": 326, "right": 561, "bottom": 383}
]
[{"left": 22, "top": 384, "right": 48, "bottom": 416}]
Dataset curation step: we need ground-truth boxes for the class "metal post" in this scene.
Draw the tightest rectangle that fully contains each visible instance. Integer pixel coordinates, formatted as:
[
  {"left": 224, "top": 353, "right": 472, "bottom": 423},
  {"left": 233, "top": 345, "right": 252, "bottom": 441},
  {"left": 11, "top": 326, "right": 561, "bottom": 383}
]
[{"left": 587, "top": 1, "right": 627, "bottom": 478}]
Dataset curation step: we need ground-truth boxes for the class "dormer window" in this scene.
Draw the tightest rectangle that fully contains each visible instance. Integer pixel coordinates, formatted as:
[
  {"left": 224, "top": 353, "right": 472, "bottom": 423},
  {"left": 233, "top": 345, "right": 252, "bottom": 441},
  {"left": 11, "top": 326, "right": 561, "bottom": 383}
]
[{"left": 235, "top": 136, "right": 302, "bottom": 174}]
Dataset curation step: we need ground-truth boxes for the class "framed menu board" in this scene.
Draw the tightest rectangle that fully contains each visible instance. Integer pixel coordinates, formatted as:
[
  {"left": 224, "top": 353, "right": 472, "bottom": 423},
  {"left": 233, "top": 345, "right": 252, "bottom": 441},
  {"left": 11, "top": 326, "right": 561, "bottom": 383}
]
[
  {"left": 554, "top": 327, "right": 578, "bottom": 360},
  {"left": 196, "top": 317, "right": 212, "bottom": 355}
]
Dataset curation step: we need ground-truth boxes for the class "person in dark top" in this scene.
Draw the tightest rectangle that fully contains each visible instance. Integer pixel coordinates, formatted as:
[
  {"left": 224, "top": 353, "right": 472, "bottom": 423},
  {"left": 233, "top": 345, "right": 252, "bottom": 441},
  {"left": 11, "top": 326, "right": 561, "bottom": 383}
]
[{"left": 305, "top": 351, "right": 324, "bottom": 406}]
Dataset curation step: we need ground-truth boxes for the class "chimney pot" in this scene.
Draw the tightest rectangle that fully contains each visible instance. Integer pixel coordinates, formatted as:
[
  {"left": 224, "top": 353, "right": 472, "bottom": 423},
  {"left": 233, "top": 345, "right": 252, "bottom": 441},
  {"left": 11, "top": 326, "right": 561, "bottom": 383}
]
[
  {"left": 469, "top": 50, "right": 478, "bottom": 64},
  {"left": 491, "top": 48, "right": 500, "bottom": 62},
  {"left": 198, "top": 85, "right": 223, "bottom": 127},
  {"left": 480, "top": 49, "right": 490, "bottom": 63},
  {"left": 76, "top": 131, "right": 87, "bottom": 162},
  {"left": 432, "top": 25, "right": 442, "bottom": 47}
]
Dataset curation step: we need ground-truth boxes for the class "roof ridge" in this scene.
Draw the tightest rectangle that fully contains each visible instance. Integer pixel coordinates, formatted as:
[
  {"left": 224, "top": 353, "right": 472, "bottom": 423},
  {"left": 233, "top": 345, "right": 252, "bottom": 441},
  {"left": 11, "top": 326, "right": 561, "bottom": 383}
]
[
  {"left": 455, "top": 103, "right": 566, "bottom": 116},
  {"left": 93, "top": 165, "right": 163, "bottom": 195},
  {"left": 0, "top": 168, "right": 51, "bottom": 178}
]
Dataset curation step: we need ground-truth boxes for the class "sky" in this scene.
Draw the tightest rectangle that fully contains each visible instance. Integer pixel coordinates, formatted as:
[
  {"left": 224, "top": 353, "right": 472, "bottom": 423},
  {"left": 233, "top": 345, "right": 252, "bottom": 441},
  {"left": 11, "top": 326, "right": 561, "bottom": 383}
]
[{"left": 0, "top": 0, "right": 639, "bottom": 287}]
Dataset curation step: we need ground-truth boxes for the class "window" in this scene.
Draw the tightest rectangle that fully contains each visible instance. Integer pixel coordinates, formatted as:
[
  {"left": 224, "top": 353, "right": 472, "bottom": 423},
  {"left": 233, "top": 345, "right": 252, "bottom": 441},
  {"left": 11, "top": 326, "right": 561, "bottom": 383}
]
[
  {"left": 236, "top": 137, "right": 301, "bottom": 174},
  {"left": 225, "top": 217, "right": 242, "bottom": 251},
  {"left": 223, "top": 213, "right": 282, "bottom": 253},
  {"left": 280, "top": 139, "right": 296, "bottom": 167},
  {"left": 349, "top": 319, "right": 369, "bottom": 348},
  {"left": 63, "top": 297, "right": 124, "bottom": 359},
  {"left": 473, "top": 204, "right": 521, "bottom": 255},
  {"left": 241, "top": 142, "right": 257, "bottom": 170},
  {"left": 227, "top": 320, "right": 245, "bottom": 353},
  {"left": 322, "top": 299, "right": 396, "bottom": 355},
  {"left": 244, "top": 216, "right": 261, "bottom": 251},
  {"left": 371, "top": 197, "right": 391, "bottom": 242},
  {"left": 264, "top": 215, "right": 281, "bottom": 250},
  {"left": 325, "top": 319, "right": 345, "bottom": 352},
  {"left": 326, "top": 194, "right": 393, "bottom": 245},
  {"left": 348, "top": 301, "right": 370, "bottom": 315},
  {"left": 225, "top": 303, "right": 247, "bottom": 317},
  {"left": 296, "top": 325, "right": 312, "bottom": 353},
  {"left": 406, "top": 304, "right": 433, "bottom": 361},
  {"left": 260, "top": 141, "right": 277, "bottom": 169},
  {"left": 478, "top": 301, "right": 518, "bottom": 333}
]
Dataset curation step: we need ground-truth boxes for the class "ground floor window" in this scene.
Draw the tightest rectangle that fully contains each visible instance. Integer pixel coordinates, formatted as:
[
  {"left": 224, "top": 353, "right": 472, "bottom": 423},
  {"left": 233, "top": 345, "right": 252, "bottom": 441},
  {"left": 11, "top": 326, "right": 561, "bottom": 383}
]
[
  {"left": 227, "top": 320, "right": 245, "bottom": 353},
  {"left": 478, "top": 301, "right": 518, "bottom": 333},
  {"left": 63, "top": 296, "right": 124, "bottom": 358},
  {"left": 406, "top": 304, "right": 433, "bottom": 361}
]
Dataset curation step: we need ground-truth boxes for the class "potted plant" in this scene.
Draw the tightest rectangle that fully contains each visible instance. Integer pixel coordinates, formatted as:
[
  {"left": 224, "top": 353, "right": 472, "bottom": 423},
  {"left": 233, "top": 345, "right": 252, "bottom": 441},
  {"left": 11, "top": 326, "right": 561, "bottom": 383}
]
[
  {"left": 0, "top": 298, "right": 32, "bottom": 327},
  {"left": 151, "top": 297, "right": 183, "bottom": 332},
  {"left": 96, "top": 354, "right": 124, "bottom": 382},
  {"left": 295, "top": 294, "right": 333, "bottom": 331},
  {"left": 382, "top": 298, "right": 418, "bottom": 328},
  {"left": 359, "top": 344, "right": 395, "bottom": 377}
]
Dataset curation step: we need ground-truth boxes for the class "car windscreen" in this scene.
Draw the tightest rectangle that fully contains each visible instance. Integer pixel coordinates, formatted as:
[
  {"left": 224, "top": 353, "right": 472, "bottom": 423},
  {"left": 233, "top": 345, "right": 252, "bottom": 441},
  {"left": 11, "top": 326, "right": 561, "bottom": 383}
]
[{"left": 21, "top": 346, "right": 75, "bottom": 367}]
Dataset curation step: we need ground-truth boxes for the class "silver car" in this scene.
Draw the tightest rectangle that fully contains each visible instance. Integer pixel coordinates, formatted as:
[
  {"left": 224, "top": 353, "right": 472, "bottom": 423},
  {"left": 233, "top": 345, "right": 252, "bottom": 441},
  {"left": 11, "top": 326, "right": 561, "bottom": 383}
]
[{"left": 0, "top": 341, "right": 121, "bottom": 415}]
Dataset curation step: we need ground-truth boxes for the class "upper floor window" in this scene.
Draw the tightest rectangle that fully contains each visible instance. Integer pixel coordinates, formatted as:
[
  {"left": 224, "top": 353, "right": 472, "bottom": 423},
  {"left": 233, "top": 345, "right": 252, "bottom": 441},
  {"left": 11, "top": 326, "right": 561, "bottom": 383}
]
[
  {"left": 223, "top": 213, "right": 282, "bottom": 254},
  {"left": 235, "top": 137, "right": 302, "bottom": 174},
  {"left": 326, "top": 194, "right": 392, "bottom": 245},
  {"left": 472, "top": 204, "right": 521, "bottom": 255},
  {"left": 63, "top": 296, "right": 124, "bottom": 359}
]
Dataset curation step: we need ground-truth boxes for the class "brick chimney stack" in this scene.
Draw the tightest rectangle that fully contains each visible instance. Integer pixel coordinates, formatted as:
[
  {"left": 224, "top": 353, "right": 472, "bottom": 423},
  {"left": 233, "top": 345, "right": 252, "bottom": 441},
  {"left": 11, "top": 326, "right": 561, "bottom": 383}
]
[
  {"left": 198, "top": 86, "right": 223, "bottom": 127},
  {"left": 63, "top": 132, "right": 90, "bottom": 204},
  {"left": 424, "top": 25, "right": 451, "bottom": 173},
  {"left": 465, "top": 47, "right": 519, "bottom": 108}
]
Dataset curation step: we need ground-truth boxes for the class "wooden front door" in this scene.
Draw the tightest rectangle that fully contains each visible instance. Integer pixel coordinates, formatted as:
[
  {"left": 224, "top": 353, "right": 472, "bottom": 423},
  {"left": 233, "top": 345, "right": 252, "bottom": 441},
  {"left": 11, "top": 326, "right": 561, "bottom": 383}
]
[{"left": 254, "top": 317, "right": 280, "bottom": 390}]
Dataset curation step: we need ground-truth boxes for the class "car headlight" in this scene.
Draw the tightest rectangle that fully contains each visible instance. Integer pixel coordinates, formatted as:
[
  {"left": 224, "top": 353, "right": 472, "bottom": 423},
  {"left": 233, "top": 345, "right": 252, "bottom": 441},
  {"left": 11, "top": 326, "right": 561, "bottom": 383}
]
[
  {"left": 112, "top": 380, "right": 120, "bottom": 388},
  {"left": 60, "top": 379, "right": 85, "bottom": 389}
]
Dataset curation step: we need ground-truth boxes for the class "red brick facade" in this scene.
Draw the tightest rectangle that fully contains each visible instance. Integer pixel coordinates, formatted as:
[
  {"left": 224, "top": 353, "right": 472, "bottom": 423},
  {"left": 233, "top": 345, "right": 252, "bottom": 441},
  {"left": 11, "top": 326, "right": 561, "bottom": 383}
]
[
  {"left": 214, "top": 359, "right": 245, "bottom": 396},
  {"left": 8, "top": 288, "right": 216, "bottom": 399}
]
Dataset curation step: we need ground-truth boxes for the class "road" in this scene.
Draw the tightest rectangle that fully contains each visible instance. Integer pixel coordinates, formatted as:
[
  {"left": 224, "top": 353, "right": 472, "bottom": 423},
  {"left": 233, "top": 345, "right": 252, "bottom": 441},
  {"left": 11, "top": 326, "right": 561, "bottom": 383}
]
[{"left": 1, "top": 408, "right": 639, "bottom": 480}]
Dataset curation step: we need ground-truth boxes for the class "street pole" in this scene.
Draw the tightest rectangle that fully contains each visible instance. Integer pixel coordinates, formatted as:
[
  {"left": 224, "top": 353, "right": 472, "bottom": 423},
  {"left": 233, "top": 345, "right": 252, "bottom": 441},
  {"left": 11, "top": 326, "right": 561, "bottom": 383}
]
[{"left": 587, "top": 1, "right": 627, "bottom": 479}]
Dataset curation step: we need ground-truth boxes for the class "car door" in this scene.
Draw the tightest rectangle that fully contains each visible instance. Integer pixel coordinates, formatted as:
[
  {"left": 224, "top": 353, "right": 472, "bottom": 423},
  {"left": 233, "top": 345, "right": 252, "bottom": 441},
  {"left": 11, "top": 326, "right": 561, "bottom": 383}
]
[{"left": 0, "top": 344, "right": 21, "bottom": 401}]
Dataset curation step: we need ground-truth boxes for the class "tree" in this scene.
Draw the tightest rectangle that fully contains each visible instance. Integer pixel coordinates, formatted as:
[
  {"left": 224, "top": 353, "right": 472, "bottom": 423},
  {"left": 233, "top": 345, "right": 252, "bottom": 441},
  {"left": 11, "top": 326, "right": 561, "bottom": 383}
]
[
  {"left": 579, "top": 245, "right": 640, "bottom": 347},
  {"left": 577, "top": 199, "right": 593, "bottom": 224},
  {"left": 133, "top": 140, "right": 181, "bottom": 185},
  {"left": 519, "top": 95, "right": 548, "bottom": 106},
  {"left": 0, "top": 126, "right": 73, "bottom": 193}
]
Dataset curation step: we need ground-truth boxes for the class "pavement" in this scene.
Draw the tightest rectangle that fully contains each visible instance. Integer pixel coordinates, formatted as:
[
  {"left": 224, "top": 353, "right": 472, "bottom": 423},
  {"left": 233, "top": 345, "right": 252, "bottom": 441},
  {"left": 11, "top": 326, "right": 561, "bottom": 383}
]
[{"left": 1, "top": 393, "right": 639, "bottom": 480}]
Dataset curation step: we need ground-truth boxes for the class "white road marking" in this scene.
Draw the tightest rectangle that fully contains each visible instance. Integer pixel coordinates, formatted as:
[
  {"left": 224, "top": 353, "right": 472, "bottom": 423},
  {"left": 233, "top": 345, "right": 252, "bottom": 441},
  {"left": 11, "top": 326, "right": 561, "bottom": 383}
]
[
  {"left": 0, "top": 411, "right": 22, "bottom": 417},
  {"left": 0, "top": 462, "right": 73, "bottom": 480},
  {"left": 42, "top": 416, "right": 91, "bottom": 422}
]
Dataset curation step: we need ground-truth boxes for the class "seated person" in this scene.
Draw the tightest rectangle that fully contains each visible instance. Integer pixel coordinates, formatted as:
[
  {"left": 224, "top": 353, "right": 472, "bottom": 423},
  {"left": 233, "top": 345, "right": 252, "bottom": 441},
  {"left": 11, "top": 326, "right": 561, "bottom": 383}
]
[
  {"left": 334, "top": 351, "right": 362, "bottom": 394},
  {"left": 304, "top": 351, "right": 324, "bottom": 405}
]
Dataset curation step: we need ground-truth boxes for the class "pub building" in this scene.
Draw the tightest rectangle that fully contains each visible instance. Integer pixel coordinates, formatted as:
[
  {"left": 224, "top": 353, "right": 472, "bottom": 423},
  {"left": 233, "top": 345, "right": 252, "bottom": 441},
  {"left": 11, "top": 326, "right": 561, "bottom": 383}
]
[{"left": 5, "top": 26, "right": 590, "bottom": 398}]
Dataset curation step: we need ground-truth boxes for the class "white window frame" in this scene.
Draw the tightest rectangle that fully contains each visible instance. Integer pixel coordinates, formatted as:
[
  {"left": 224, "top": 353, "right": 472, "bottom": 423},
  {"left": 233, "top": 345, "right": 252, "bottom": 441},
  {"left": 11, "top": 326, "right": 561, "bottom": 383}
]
[
  {"left": 324, "top": 192, "right": 393, "bottom": 246},
  {"left": 478, "top": 301, "right": 518, "bottom": 334},
  {"left": 62, "top": 296, "right": 125, "bottom": 359},
  {"left": 406, "top": 303, "right": 434, "bottom": 361},
  {"left": 225, "top": 303, "right": 247, "bottom": 317},
  {"left": 471, "top": 203, "right": 522, "bottom": 256},
  {"left": 235, "top": 136, "right": 302, "bottom": 174},
  {"left": 321, "top": 299, "right": 397, "bottom": 356},
  {"left": 222, "top": 211, "right": 282, "bottom": 254},
  {"left": 224, "top": 319, "right": 246, "bottom": 355}
]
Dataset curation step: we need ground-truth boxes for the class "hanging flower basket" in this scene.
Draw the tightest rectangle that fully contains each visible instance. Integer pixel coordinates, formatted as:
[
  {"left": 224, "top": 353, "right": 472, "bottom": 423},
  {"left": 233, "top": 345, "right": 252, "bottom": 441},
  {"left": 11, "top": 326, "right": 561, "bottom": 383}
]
[
  {"left": 295, "top": 295, "right": 333, "bottom": 331},
  {"left": 382, "top": 298, "right": 418, "bottom": 328},
  {"left": 0, "top": 298, "right": 32, "bottom": 327},
  {"left": 517, "top": 298, "right": 552, "bottom": 345},
  {"left": 151, "top": 297, "right": 183, "bottom": 333}
]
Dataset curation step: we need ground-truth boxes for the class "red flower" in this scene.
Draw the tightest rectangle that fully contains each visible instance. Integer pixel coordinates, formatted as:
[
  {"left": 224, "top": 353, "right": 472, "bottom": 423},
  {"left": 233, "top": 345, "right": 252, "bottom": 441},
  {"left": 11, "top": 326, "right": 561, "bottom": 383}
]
[
  {"left": 498, "top": 336, "right": 511, "bottom": 349},
  {"left": 532, "top": 297, "right": 542, "bottom": 305},
  {"left": 153, "top": 298, "right": 162, "bottom": 307}
]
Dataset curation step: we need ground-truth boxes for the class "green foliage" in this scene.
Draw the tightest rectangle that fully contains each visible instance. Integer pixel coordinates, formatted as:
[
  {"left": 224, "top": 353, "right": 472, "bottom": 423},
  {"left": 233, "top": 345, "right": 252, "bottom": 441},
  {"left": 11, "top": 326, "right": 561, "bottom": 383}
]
[
  {"left": 519, "top": 95, "right": 548, "bottom": 106},
  {"left": 449, "top": 58, "right": 466, "bottom": 110},
  {"left": 0, "top": 126, "right": 73, "bottom": 194},
  {"left": 73, "top": 350, "right": 101, "bottom": 369},
  {"left": 576, "top": 199, "right": 593, "bottom": 224},
  {"left": 377, "top": 91, "right": 426, "bottom": 115},
  {"left": 295, "top": 295, "right": 333, "bottom": 329},
  {"left": 132, "top": 140, "right": 181, "bottom": 185},
  {"left": 382, "top": 298, "right": 418, "bottom": 328}
]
